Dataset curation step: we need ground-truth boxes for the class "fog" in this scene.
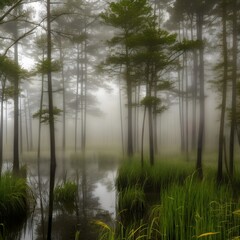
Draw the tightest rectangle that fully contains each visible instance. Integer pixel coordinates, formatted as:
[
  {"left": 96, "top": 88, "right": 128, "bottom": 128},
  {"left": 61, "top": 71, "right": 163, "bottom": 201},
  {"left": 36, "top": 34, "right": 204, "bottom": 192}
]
[{"left": 0, "top": 0, "right": 239, "bottom": 239}]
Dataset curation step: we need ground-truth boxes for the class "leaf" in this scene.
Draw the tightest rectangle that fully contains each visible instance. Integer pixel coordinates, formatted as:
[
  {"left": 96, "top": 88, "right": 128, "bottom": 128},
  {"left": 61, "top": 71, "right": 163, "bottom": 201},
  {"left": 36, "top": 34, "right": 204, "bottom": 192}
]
[
  {"left": 196, "top": 232, "right": 220, "bottom": 238},
  {"left": 94, "top": 220, "right": 111, "bottom": 231},
  {"left": 233, "top": 209, "right": 240, "bottom": 216}
]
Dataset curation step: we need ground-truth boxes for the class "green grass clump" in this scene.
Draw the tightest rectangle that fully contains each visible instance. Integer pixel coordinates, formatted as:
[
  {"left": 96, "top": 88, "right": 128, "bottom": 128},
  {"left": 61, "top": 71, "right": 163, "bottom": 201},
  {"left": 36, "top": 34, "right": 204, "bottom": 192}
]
[
  {"left": 0, "top": 173, "right": 30, "bottom": 223},
  {"left": 116, "top": 160, "right": 193, "bottom": 193},
  {"left": 54, "top": 181, "right": 78, "bottom": 213},
  {"left": 150, "top": 176, "right": 240, "bottom": 240},
  {"left": 118, "top": 186, "right": 146, "bottom": 224}
]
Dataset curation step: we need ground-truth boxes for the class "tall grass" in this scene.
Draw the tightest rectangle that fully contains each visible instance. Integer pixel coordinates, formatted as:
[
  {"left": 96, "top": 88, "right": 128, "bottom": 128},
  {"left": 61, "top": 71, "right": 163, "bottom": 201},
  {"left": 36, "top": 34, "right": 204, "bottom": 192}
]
[
  {"left": 98, "top": 159, "right": 240, "bottom": 240},
  {"left": 0, "top": 173, "right": 30, "bottom": 223},
  {"left": 54, "top": 181, "right": 78, "bottom": 213},
  {"left": 149, "top": 175, "right": 240, "bottom": 240},
  {"left": 118, "top": 186, "right": 146, "bottom": 225},
  {"left": 116, "top": 160, "right": 194, "bottom": 193}
]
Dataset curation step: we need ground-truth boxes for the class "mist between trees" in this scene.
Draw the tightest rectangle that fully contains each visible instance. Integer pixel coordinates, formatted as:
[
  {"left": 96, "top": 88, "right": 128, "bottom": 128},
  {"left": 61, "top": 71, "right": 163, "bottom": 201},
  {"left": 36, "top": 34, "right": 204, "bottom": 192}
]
[
  {"left": 0, "top": 0, "right": 239, "bottom": 177},
  {"left": 0, "top": 0, "right": 239, "bottom": 238}
]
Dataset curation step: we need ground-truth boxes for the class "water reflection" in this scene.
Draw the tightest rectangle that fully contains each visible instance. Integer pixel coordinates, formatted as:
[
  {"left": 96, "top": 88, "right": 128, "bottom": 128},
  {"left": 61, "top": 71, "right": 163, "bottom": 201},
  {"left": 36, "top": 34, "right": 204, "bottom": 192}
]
[{"left": 10, "top": 152, "right": 118, "bottom": 240}]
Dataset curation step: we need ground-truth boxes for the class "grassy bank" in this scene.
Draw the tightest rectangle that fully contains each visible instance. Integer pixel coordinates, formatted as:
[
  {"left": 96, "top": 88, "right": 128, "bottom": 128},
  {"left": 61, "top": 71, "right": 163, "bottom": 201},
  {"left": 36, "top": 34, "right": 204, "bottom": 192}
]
[
  {"left": 98, "top": 159, "right": 240, "bottom": 240},
  {"left": 0, "top": 173, "right": 32, "bottom": 238}
]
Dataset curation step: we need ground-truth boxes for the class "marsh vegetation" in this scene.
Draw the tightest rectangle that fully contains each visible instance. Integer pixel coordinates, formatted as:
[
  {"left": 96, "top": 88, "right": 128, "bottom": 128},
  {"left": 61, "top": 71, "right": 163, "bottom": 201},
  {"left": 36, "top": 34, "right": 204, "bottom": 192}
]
[{"left": 0, "top": 0, "right": 240, "bottom": 239}]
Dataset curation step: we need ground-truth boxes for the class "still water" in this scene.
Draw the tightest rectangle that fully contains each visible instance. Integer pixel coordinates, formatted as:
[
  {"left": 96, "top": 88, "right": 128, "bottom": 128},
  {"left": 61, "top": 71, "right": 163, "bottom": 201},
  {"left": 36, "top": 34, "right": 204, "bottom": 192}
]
[{"left": 6, "top": 152, "right": 119, "bottom": 240}]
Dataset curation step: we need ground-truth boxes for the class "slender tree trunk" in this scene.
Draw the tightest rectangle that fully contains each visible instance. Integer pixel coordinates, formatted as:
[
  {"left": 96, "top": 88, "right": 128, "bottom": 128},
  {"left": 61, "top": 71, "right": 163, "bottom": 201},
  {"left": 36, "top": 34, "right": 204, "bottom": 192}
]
[
  {"left": 24, "top": 98, "right": 29, "bottom": 151},
  {"left": 153, "top": 78, "right": 158, "bottom": 155},
  {"left": 119, "top": 75, "right": 124, "bottom": 157},
  {"left": 75, "top": 44, "right": 80, "bottom": 152},
  {"left": 0, "top": 79, "right": 6, "bottom": 177},
  {"left": 192, "top": 49, "right": 198, "bottom": 151},
  {"left": 82, "top": 35, "right": 87, "bottom": 153},
  {"left": 26, "top": 90, "right": 33, "bottom": 150},
  {"left": 196, "top": 12, "right": 204, "bottom": 179},
  {"left": 13, "top": 24, "right": 19, "bottom": 174},
  {"left": 46, "top": 0, "right": 57, "bottom": 239},
  {"left": 229, "top": 0, "right": 237, "bottom": 176},
  {"left": 217, "top": 0, "right": 228, "bottom": 183},
  {"left": 148, "top": 104, "right": 154, "bottom": 165},
  {"left": 5, "top": 102, "right": 7, "bottom": 145},
  {"left": 38, "top": 70, "right": 45, "bottom": 240},
  {"left": 185, "top": 53, "right": 189, "bottom": 161},
  {"left": 148, "top": 68, "right": 154, "bottom": 165},
  {"left": 141, "top": 106, "right": 147, "bottom": 167},
  {"left": 59, "top": 41, "right": 66, "bottom": 153},
  {"left": 20, "top": 98, "right": 23, "bottom": 154}
]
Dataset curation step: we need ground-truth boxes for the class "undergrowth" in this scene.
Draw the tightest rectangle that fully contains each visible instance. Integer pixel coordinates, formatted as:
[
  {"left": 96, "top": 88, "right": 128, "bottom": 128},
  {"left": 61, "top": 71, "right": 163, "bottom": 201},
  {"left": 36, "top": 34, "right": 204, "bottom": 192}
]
[{"left": 98, "top": 159, "right": 240, "bottom": 240}]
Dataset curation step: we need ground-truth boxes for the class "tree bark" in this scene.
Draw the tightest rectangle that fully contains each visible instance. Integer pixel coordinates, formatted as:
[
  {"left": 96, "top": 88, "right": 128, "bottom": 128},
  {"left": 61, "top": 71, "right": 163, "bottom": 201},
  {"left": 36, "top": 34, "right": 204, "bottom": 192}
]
[
  {"left": 46, "top": 0, "right": 57, "bottom": 239},
  {"left": 217, "top": 0, "right": 228, "bottom": 183},
  {"left": 13, "top": 23, "right": 19, "bottom": 175},
  {"left": 229, "top": 0, "right": 237, "bottom": 176},
  {"left": 196, "top": 11, "right": 204, "bottom": 180},
  {"left": 0, "top": 78, "right": 6, "bottom": 177}
]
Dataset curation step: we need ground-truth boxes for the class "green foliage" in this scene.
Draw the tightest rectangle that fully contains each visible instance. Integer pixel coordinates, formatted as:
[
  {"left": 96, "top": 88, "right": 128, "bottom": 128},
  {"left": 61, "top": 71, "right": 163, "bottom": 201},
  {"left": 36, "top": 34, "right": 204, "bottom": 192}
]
[
  {"left": 118, "top": 186, "right": 146, "bottom": 224},
  {"left": 32, "top": 106, "right": 62, "bottom": 123},
  {"left": 99, "top": 160, "right": 240, "bottom": 240},
  {"left": 0, "top": 55, "right": 27, "bottom": 81},
  {"left": 157, "top": 80, "right": 174, "bottom": 91},
  {"left": 174, "top": 39, "right": 204, "bottom": 51},
  {"left": 100, "top": 0, "right": 153, "bottom": 32},
  {"left": 54, "top": 181, "right": 78, "bottom": 213},
  {"left": 140, "top": 96, "right": 161, "bottom": 107},
  {"left": 36, "top": 59, "right": 61, "bottom": 74},
  {"left": 0, "top": 0, "right": 19, "bottom": 9},
  {"left": 151, "top": 177, "right": 240, "bottom": 240},
  {"left": 116, "top": 160, "right": 193, "bottom": 193},
  {"left": 0, "top": 173, "right": 30, "bottom": 223}
]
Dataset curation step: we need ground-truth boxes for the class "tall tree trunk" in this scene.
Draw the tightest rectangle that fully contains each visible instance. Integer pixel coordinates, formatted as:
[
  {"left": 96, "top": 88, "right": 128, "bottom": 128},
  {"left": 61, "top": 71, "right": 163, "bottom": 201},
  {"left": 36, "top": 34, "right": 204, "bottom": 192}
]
[
  {"left": 0, "top": 79, "right": 6, "bottom": 177},
  {"left": 192, "top": 49, "right": 198, "bottom": 151},
  {"left": 119, "top": 76, "right": 125, "bottom": 156},
  {"left": 38, "top": 71, "right": 45, "bottom": 240},
  {"left": 141, "top": 106, "right": 147, "bottom": 167},
  {"left": 229, "top": 0, "right": 237, "bottom": 176},
  {"left": 59, "top": 41, "right": 66, "bottom": 153},
  {"left": 74, "top": 44, "right": 80, "bottom": 152},
  {"left": 82, "top": 36, "right": 87, "bottom": 153},
  {"left": 217, "top": 0, "right": 228, "bottom": 183},
  {"left": 196, "top": 11, "right": 204, "bottom": 179},
  {"left": 185, "top": 53, "right": 189, "bottom": 161},
  {"left": 24, "top": 98, "right": 29, "bottom": 151},
  {"left": 26, "top": 89, "right": 33, "bottom": 150},
  {"left": 148, "top": 104, "right": 154, "bottom": 165},
  {"left": 126, "top": 44, "right": 133, "bottom": 157},
  {"left": 153, "top": 77, "right": 158, "bottom": 155},
  {"left": 46, "top": 0, "right": 57, "bottom": 239},
  {"left": 13, "top": 23, "right": 19, "bottom": 174}
]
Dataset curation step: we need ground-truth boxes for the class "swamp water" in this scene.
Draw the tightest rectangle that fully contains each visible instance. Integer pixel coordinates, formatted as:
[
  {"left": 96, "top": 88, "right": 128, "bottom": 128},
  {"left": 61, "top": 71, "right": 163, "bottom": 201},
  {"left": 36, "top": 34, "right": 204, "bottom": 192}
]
[{"left": 4, "top": 152, "right": 119, "bottom": 240}]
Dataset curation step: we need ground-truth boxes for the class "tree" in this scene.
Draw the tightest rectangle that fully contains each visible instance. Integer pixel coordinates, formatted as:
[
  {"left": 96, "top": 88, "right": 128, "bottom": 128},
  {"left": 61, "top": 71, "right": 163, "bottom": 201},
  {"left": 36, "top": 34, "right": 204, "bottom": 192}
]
[
  {"left": 229, "top": 0, "right": 238, "bottom": 177},
  {"left": 216, "top": 0, "right": 229, "bottom": 183},
  {"left": 0, "top": 55, "right": 22, "bottom": 177},
  {"left": 46, "top": 0, "right": 56, "bottom": 239},
  {"left": 101, "top": 0, "right": 153, "bottom": 157},
  {"left": 132, "top": 26, "right": 178, "bottom": 165}
]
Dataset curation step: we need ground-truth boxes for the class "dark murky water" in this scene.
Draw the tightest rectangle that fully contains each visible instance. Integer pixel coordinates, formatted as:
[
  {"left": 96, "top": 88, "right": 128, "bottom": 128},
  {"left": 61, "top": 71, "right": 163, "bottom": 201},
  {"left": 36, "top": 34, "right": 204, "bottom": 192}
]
[{"left": 4, "top": 152, "right": 119, "bottom": 240}]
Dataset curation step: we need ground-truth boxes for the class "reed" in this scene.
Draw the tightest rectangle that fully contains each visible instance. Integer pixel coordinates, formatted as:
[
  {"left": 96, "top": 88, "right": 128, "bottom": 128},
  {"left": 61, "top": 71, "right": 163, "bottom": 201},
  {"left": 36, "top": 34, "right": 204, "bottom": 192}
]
[
  {"left": 150, "top": 176, "right": 240, "bottom": 240},
  {"left": 99, "top": 158, "right": 240, "bottom": 240},
  {"left": 116, "top": 160, "right": 193, "bottom": 193},
  {"left": 118, "top": 186, "right": 146, "bottom": 225},
  {"left": 0, "top": 173, "right": 30, "bottom": 223},
  {"left": 54, "top": 181, "right": 78, "bottom": 213}
]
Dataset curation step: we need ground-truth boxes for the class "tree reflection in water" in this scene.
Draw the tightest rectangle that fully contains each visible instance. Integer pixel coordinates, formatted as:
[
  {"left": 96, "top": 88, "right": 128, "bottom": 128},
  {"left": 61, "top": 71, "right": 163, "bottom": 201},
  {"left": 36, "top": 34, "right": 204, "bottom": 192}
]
[{"left": 16, "top": 152, "right": 118, "bottom": 240}]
